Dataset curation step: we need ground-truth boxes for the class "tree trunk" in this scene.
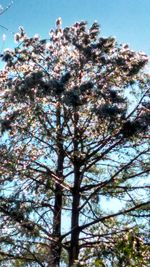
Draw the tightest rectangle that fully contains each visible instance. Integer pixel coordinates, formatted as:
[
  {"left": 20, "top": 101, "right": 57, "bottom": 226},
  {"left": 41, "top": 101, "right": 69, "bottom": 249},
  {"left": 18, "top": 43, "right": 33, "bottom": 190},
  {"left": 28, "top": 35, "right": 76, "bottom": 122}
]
[
  {"left": 51, "top": 106, "right": 64, "bottom": 267},
  {"left": 69, "top": 181, "right": 80, "bottom": 267},
  {"left": 51, "top": 183, "right": 63, "bottom": 267},
  {"left": 69, "top": 110, "right": 81, "bottom": 267}
]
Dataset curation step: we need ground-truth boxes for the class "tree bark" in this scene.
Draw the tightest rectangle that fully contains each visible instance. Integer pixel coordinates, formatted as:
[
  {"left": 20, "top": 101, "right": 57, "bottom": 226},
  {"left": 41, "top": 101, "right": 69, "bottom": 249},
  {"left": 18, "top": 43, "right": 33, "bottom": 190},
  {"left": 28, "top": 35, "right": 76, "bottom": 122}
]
[
  {"left": 51, "top": 106, "right": 64, "bottom": 267},
  {"left": 69, "top": 175, "right": 80, "bottom": 267},
  {"left": 69, "top": 110, "right": 81, "bottom": 267}
]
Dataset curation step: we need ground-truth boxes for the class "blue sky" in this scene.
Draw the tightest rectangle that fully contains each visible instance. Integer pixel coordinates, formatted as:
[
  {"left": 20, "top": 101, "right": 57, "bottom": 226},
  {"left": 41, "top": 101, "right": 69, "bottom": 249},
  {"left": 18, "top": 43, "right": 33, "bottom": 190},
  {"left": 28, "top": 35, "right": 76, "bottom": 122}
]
[
  {"left": 0, "top": 0, "right": 149, "bottom": 216},
  {"left": 0, "top": 0, "right": 150, "bottom": 55}
]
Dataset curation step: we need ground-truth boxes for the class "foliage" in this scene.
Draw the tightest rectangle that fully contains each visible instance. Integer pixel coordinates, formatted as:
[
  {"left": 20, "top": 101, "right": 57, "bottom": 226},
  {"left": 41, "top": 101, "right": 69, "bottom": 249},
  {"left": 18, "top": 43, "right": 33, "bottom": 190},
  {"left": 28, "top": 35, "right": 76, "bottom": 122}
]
[{"left": 0, "top": 19, "right": 150, "bottom": 266}]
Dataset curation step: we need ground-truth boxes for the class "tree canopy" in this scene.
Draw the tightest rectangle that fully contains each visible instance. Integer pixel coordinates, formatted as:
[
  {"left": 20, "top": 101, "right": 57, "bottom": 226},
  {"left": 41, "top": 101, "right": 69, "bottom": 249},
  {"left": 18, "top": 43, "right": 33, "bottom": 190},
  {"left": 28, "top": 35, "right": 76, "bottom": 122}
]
[{"left": 0, "top": 19, "right": 150, "bottom": 266}]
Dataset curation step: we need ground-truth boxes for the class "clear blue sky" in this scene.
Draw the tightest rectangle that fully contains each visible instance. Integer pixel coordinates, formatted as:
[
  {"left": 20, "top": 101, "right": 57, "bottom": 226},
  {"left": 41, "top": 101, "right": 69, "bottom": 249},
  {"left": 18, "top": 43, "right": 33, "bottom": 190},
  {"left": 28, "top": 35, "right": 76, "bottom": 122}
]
[{"left": 0, "top": 0, "right": 150, "bottom": 55}]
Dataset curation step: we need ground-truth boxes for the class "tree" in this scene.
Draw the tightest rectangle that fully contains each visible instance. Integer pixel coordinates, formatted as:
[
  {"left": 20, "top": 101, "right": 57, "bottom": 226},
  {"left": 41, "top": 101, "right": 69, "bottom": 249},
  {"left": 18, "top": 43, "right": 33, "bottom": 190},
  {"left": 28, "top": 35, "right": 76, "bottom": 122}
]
[{"left": 0, "top": 19, "right": 150, "bottom": 266}]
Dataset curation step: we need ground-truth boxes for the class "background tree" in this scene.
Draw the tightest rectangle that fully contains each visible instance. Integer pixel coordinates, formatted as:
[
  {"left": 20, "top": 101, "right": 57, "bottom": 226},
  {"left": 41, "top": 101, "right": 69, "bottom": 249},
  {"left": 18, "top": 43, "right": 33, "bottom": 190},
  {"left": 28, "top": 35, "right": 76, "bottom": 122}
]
[{"left": 0, "top": 19, "right": 150, "bottom": 266}]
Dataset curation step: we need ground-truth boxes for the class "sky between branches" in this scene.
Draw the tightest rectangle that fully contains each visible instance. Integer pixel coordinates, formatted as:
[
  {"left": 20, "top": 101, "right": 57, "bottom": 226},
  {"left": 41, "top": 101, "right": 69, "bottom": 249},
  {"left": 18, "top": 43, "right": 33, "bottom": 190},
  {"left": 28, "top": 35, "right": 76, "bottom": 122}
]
[{"left": 0, "top": 0, "right": 149, "bottom": 214}]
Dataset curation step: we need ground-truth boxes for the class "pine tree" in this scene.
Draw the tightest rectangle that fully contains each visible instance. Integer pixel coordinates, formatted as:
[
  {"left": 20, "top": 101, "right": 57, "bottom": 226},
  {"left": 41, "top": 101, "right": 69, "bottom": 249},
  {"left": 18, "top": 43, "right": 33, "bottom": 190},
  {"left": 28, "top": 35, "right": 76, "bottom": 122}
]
[{"left": 0, "top": 20, "right": 149, "bottom": 266}]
